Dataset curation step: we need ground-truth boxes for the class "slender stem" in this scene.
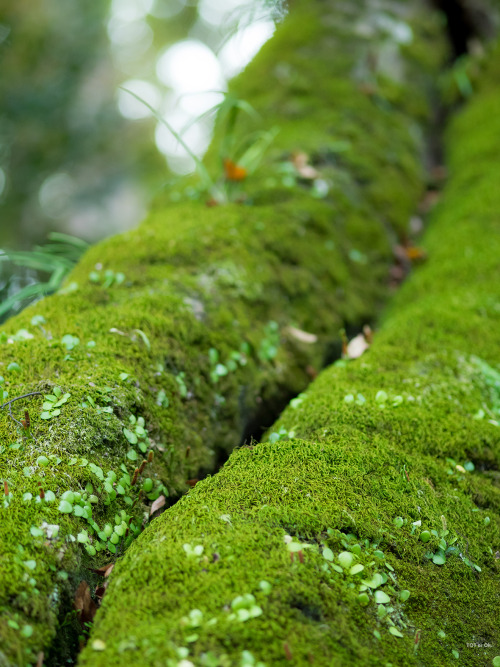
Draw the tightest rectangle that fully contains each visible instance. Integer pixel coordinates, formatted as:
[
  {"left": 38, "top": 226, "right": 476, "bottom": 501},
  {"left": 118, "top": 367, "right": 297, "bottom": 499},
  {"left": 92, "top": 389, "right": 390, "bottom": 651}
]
[{"left": 0, "top": 391, "right": 42, "bottom": 409}]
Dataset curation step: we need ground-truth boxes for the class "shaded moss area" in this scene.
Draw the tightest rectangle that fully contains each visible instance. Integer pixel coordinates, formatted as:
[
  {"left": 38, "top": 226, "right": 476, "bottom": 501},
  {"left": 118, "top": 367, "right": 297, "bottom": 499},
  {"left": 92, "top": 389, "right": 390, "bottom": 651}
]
[
  {"left": 0, "top": 1, "right": 448, "bottom": 664},
  {"left": 80, "top": 42, "right": 500, "bottom": 667}
]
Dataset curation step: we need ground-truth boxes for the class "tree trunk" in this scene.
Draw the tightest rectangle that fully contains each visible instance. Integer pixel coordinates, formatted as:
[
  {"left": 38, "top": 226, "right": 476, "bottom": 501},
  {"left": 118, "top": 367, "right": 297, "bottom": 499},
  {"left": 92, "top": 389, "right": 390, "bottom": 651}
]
[
  {"left": 80, "top": 39, "right": 500, "bottom": 667},
  {"left": 0, "top": 0, "right": 465, "bottom": 664}
]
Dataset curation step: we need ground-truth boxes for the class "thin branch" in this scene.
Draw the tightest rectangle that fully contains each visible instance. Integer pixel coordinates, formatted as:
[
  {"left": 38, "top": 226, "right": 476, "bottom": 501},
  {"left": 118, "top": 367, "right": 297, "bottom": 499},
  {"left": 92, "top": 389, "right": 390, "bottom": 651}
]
[
  {"left": 8, "top": 403, "right": 23, "bottom": 429},
  {"left": 1, "top": 392, "right": 42, "bottom": 442},
  {"left": 0, "top": 391, "right": 42, "bottom": 410}
]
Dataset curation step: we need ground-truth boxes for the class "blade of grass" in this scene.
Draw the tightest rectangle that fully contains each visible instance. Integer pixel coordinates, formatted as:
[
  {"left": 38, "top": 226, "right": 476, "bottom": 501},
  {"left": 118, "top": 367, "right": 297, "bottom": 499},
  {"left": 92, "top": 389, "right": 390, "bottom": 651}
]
[{"left": 120, "top": 87, "right": 215, "bottom": 195}]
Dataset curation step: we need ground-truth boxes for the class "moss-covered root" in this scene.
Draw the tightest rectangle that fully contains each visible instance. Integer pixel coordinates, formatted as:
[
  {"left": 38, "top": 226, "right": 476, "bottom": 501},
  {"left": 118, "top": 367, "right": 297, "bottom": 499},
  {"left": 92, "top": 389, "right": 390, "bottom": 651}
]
[
  {"left": 80, "top": 43, "right": 500, "bottom": 667},
  {"left": 0, "top": 1, "right": 448, "bottom": 664}
]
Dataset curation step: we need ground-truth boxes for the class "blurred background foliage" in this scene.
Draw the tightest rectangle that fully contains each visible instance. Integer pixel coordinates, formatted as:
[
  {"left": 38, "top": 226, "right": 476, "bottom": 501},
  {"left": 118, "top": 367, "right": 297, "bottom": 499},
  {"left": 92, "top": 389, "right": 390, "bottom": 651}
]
[{"left": 0, "top": 0, "right": 284, "bottom": 321}]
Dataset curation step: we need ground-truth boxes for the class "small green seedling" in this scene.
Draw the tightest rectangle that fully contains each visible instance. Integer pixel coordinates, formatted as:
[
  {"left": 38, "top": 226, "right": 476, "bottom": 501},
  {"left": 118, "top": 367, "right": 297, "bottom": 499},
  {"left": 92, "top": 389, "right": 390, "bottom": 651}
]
[
  {"left": 258, "top": 321, "right": 280, "bottom": 362},
  {"left": 40, "top": 387, "right": 70, "bottom": 419},
  {"left": 89, "top": 267, "right": 125, "bottom": 288}
]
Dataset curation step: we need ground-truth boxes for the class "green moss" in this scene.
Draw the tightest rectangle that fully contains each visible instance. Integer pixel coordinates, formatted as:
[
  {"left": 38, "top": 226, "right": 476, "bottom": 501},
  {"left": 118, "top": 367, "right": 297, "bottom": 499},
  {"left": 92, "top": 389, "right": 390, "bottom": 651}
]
[
  {"left": 0, "top": 0, "right": 447, "bottom": 664},
  {"left": 80, "top": 39, "right": 500, "bottom": 667}
]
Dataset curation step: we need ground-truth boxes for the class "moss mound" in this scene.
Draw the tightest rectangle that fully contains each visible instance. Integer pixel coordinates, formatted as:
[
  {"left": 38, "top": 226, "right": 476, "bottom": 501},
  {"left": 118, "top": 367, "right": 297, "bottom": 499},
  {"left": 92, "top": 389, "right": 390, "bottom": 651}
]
[
  {"left": 80, "top": 41, "right": 500, "bottom": 667},
  {"left": 0, "top": 1, "right": 447, "bottom": 664}
]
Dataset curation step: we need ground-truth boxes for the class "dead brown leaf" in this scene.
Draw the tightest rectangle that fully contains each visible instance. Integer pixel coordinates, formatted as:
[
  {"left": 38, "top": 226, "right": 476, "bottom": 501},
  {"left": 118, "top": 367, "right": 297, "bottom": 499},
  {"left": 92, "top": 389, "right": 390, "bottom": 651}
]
[
  {"left": 306, "top": 365, "right": 317, "bottom": 380},
  {"left": 291, "top": 152, "right": 319, "bottom": 180},
  {"left": 95, "top": 585, "right": 106, "bottom": 601},
  {"left": 346, "top": 333, "right": 370, "bottom": 359},
  {"left": 419, "top": 189, "right": 441, "bottom": 213},
  {"left": 285, "top": 326, "right": 318, "bottom": 344},
  {"left": 150, "top": 494, "right": 166, "bottom": 516},
  {"left": 74, "top": 581, "right": 97, "bottom": 627},
  {"left": 91, "top": 562, "right": 114, "bottom": 577}
]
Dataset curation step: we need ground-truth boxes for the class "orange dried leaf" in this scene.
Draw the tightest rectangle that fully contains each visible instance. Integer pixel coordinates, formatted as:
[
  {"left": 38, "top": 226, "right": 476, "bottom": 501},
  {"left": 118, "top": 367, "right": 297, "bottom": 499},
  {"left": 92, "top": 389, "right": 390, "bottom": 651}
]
[
  {"left": 224, "top": 158, "right": 247, "bottom": 182},
  {"left": 404, "top": 246, "right": 427, "bottom": 262}
]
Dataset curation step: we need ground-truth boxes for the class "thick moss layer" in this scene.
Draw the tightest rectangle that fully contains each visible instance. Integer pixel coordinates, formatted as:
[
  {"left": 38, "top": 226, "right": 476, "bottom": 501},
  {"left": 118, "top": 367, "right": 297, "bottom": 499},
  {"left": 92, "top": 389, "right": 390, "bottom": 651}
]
[
  {"left": 80, "top": 42, "right": 500, "bottom": 667},
  {"left": 0, "top": 1, "right": 447, "bottom": 664}
]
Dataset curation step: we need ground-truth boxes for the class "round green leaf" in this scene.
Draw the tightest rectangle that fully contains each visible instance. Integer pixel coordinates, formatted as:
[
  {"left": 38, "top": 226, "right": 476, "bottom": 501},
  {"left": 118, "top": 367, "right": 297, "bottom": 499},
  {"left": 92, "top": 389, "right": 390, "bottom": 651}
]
[
  {"left": 432, "top": 553, "right": 446, "bottom": 565},
  {"left": 374, "top": 590, "right": 391, "bottom": 604},
  {"left": 21, "top": 625, "right": 33, "bottom": 638},
  {"left": 362, "top": 573, "right": 384, "bottom": 589},
  {"left": 58, "top": 500, "right": 73, "bottom": 513},
  {"left": 123, "top": 428, "right": 138, "bottom": 445},
  {"left": 389, "top": 626, "right": 404, "bottom": 638},
  {"left": 259, "top": 580, "right": 272, "bottom": 595},
  {"left": 338, "top": 551, "right": 353, "bottom": 569},
  {"left": 323, "top": 547, "right": 334, "bottom": 562}
]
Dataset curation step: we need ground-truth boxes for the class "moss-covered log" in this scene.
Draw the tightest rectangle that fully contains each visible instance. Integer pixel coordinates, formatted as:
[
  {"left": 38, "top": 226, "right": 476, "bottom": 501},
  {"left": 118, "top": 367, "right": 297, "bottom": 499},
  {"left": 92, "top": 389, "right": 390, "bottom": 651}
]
[
  {"left": 80, "top": 42, "right": 500, "bottom": 667},
  {"left": 0, "top": 1, "right": 449, "bottom": 664}
]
